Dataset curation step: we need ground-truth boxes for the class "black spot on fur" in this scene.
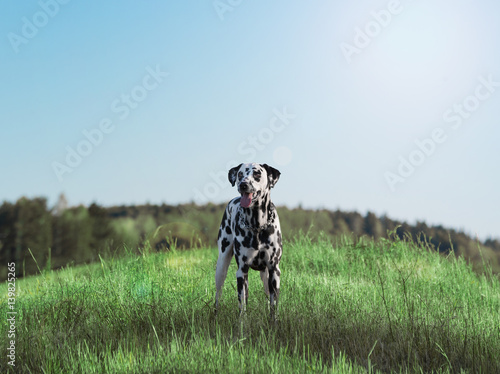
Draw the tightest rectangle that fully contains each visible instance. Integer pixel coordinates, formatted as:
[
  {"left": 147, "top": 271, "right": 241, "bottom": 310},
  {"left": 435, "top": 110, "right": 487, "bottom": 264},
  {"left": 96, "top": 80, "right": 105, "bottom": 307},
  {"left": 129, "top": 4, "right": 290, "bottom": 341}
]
[
  {"left": 242, "top": 233, "right": 252, "bottom": 248},
  {"left": 221, "top": 238, "right": 230, "bottom": 253},
  {"left": 253, "top": 168, "right": 262, "bottom": 182},
  {"left": 225, "top": 226, "right": 231, "bottom": 235},
  {"left": 251, "top": 235, "right": 258, "bottom": 249}
]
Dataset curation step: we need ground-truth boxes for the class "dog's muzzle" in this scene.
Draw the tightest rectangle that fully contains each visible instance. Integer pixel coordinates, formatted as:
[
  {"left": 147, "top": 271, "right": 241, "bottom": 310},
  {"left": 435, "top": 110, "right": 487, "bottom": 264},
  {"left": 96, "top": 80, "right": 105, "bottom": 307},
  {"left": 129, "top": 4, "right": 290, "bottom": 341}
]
[{"left": 239, "top": 182, "right": 254, "bottom": 208}]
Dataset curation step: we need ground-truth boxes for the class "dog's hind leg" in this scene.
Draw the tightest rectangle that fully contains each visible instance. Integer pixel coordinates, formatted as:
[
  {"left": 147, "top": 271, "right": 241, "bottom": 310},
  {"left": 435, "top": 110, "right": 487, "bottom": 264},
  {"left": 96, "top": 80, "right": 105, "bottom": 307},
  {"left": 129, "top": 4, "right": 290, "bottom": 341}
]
[
  {"left": 215, "top": 242, "right": 233, "bottom": 312},
  {"left": 260, "top": 268, "right": 270, "bottom": 297},
  {"left": 268, "top": 265, "right": 281, "bottom": 321}
]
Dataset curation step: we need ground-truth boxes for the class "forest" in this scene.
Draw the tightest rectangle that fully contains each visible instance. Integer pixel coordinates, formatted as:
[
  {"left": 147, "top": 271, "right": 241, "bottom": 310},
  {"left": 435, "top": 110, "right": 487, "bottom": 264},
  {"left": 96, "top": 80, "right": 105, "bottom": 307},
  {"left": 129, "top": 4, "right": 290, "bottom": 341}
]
[{"left": 1, "top": 194, "right": 499, "bottom": 280}]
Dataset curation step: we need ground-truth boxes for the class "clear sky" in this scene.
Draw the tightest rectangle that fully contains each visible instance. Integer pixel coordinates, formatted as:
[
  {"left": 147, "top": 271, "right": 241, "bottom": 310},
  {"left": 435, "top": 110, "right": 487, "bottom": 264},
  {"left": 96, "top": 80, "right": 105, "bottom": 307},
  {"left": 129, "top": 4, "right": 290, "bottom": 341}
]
[{"left": 1, "top": 0, "right": 499, "bottom": 240}]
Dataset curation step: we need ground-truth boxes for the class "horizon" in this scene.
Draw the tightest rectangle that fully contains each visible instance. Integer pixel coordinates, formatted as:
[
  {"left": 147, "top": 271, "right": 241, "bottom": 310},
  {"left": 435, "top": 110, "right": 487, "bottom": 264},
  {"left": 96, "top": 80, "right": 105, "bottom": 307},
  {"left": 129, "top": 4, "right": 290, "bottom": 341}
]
[
  {"left": 1, "top": 1, "right": 499, "bottom": 241},
  {"left": 4, "top": 192, "right": 497, "bottom": 243}
]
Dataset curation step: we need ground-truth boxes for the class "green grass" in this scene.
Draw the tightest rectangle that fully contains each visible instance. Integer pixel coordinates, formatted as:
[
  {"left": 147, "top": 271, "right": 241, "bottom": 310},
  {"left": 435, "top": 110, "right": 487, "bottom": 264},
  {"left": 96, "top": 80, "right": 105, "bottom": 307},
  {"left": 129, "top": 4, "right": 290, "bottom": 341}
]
[{"left": 1, "top": 233, "right": 500, "bottom": 373}]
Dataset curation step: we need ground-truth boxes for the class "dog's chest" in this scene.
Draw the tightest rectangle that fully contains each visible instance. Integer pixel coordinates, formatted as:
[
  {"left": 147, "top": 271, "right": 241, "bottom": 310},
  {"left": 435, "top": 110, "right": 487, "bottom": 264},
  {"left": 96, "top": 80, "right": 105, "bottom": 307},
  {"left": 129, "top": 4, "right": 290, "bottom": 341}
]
[
  {"left": 226, "top": 200, "right": 281, "bottom": 269},
  {"left": 234, "top": 226, "right": 279, "bottom": 270}
]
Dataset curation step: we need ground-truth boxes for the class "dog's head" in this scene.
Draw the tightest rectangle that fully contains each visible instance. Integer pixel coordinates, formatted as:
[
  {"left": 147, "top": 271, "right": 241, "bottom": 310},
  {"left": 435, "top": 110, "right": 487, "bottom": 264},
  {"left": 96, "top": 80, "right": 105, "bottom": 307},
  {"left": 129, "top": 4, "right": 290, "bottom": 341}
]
[{"left": 228, "top": 163, "right": 280, "bottom": 208}]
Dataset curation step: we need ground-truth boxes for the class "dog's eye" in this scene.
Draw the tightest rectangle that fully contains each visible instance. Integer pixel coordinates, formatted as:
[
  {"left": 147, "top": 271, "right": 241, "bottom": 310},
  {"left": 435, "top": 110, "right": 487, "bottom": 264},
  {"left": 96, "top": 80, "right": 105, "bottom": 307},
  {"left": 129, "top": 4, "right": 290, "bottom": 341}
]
[
  {"left": 253, "top": 171, "right": 261, "bottom": 178},
  {"left": 238, "top": 172, "right": 243, "bottom": 180}
]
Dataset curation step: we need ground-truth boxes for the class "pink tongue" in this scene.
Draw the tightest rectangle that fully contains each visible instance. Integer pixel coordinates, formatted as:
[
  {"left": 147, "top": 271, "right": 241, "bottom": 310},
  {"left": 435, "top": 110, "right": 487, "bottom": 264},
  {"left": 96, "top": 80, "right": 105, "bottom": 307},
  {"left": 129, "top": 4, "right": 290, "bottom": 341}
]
[{"left": 240, "top": 193, "right": 253, "bottom": 208}]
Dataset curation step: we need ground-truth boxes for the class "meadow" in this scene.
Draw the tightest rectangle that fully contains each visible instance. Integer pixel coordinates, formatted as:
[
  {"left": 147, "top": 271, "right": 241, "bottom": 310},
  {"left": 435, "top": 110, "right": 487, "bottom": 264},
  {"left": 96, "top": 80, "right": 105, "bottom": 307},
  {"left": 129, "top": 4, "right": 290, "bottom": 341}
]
[{"left": 1, "top": 233, "right": 499, "bottom": 373}]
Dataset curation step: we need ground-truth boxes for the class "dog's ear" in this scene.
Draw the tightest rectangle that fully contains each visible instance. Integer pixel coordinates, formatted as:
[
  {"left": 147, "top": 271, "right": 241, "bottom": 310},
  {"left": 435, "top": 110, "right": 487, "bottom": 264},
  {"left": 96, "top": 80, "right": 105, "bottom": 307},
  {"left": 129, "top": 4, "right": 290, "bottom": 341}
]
[
  {"left": 262, "top": 164, "right": 281, "bottom": 188},
  {"left": 228, "top": 164, "right": 243, "bottom": 187}
]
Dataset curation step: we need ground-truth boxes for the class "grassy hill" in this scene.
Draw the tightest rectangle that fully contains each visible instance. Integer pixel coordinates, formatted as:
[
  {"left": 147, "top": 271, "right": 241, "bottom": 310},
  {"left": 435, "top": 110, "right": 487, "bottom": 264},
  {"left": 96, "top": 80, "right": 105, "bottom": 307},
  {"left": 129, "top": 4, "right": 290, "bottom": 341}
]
[{"left": 1, "top": 233, "right": 499, "bottom": 373}]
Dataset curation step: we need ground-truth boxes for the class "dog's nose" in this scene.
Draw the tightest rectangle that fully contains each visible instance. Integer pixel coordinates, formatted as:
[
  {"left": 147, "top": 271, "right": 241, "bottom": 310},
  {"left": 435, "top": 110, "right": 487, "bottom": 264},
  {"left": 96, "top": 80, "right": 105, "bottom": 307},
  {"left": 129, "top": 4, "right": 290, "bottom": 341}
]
[{"left": 240, "top": 181, "right": 250, "bottom": 192}]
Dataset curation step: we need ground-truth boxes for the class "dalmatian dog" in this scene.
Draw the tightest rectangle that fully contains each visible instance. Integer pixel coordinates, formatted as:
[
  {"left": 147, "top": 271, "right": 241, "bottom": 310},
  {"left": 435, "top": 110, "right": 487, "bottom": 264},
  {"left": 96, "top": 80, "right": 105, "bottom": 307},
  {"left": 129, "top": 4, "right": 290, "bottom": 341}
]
[{"left": 215, "top": 163, "right": 282, "bottom": 319}]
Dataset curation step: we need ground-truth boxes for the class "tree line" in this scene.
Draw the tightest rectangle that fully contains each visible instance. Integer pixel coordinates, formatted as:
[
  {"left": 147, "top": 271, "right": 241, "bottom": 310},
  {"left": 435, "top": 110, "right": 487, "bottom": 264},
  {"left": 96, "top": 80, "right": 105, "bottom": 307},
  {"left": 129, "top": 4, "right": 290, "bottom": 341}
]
[{"left": 1, "top": 195, "right": 499, "bottom": 280}]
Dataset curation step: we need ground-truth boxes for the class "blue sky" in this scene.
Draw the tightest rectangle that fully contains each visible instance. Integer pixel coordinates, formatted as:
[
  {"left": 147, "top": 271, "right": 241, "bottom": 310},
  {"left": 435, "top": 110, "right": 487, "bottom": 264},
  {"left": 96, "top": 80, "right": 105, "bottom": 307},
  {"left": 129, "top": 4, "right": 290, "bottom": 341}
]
[{"left": 1, "top": 0, "right": 499, "bottom": 240}]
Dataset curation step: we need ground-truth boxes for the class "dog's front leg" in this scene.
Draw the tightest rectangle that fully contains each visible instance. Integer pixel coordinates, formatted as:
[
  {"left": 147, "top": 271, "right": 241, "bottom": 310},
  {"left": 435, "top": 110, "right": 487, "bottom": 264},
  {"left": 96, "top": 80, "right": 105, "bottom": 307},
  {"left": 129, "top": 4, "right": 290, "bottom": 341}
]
[{"left": 236, "top": 267, "right": 249, "bottom": 314}]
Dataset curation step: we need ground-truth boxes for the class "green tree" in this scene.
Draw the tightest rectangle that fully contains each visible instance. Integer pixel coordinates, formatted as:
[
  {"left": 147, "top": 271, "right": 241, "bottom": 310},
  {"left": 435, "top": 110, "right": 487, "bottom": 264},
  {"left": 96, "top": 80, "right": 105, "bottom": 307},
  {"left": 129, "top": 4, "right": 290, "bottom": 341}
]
[
  {"left": 88, "top": 203, "right": 113, "bottom": 255},
  {"left": 15, "top": 197, "right": 53, "bottom": 275},
  {"left": 364, "top": 212, "right": 383, "bottom": 239}
]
